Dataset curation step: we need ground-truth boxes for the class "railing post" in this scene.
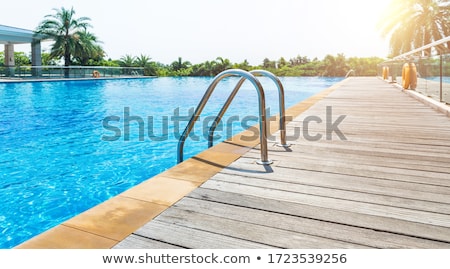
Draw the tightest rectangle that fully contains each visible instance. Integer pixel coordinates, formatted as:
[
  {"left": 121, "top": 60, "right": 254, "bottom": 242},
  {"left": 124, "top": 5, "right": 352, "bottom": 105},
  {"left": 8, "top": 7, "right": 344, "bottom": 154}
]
[{"left": 440, "top": 54, "right": 443, "bottom": 103}]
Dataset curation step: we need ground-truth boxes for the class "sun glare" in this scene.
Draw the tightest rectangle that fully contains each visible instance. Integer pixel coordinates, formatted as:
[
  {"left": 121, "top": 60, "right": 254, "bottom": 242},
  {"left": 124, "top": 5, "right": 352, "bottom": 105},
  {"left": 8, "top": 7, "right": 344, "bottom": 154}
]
[{"left": 284, "top": 0, "right": 392, "bottom": 58}]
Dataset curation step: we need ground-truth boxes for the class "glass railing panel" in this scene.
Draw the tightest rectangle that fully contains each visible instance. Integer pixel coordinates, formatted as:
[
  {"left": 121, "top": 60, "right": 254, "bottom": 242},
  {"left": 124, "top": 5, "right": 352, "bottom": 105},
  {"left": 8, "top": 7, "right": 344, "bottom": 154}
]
[
  {"left": 378, "top": 36, "right": 450, "bottom": 105},
  {"left": 0, "top": 66, "right": 145, "bottom": 80},
  {"left": 443, "top": 55, "right": 450, "bottom": 104}
]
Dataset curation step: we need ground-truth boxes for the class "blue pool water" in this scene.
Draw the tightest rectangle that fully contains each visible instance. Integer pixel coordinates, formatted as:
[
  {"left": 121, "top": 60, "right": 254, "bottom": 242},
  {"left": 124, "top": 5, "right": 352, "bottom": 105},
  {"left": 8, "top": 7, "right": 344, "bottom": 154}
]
[
  {"left": 0, "top": 76, "right": 342, "bottom": 248},
  {"left": 426, "top": 76, "right": 450, "bottom": 83}
]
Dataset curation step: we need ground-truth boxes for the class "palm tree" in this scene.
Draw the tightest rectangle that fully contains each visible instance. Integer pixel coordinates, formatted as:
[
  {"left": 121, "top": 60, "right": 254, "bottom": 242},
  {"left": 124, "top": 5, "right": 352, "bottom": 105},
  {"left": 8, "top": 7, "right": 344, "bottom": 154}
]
[
  {"left": 378, "top": 0, "right": 450, "bottom": 56},
  {"left": 119, "top": 55, "right": 136, "bottom": 75},
  {"left": 170, "top": 57, "right": 191, "bottom": 71},
  {"left": 135, "top": 54, "right": 151, "bottom": 67},
  {"left": 233, "top": 59, "right": 251, "bottom": 71},
  {"left": 35, "top": 7, "right": 93, "bottom": 76},
  {"left": 119, "top": 55, "right": 136, "bottom": 67},
  {"left": 135, "top": 54, "right": 157, "bottom": 76},
  {"left": 322, "top": 54, "right": 349, "bottom": 77},
  {"left": 73, "top": 30, "right": 105, "bottom": 65},
  {"left": 214, "top": 57, "right": 232, "bottom": 74}
]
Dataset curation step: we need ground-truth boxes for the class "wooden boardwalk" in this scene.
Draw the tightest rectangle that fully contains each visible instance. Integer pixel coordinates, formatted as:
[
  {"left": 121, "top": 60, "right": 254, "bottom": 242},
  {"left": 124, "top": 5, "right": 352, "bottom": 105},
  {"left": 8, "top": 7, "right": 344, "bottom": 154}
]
[{"left": 115, "top": 77, "right": 450, "bottom": 249}]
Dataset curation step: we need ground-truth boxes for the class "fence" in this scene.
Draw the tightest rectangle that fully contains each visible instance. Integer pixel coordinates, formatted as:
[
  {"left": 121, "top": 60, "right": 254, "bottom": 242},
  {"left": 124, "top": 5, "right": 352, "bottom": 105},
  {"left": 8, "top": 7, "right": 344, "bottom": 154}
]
[
  {"left": 377, "top": 36, "right": 450, "bottom": 104},
  {"left": 0, "top": 66, "right": 145, "bottom": 80}
]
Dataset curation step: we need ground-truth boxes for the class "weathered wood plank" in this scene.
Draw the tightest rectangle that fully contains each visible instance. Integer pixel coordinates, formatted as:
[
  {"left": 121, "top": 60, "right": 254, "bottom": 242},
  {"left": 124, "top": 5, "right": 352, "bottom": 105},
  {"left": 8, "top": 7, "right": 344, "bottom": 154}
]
[
  {"left": 210, "top": 173, "right": 450, "bottom": 214},
  {"left": 245, "top": 148, "right": 450, "bottom": 174},
  {"left": 154, "top": 207, "right": 370, "bottom": 249},
  {"left": 235, "top": 155, "right": 450, "bottom": 187},
  {"left": 134, "top": 220, "right": 273, "bottom": 249},
  {"left": 275, "top": 136, "right": 450, "bottom": 161},
  {"left": 266, "top": 143, "right": 450, "bottom": 170},
  {"left": 199, "top": 180, "right": 450, "bottom": 227},
  {"left": 188, "top": 188, "right": 450, "bottom": 244},
  {"left": 270, "top": 142, "right": 450, "bottom": 169},
  {"left": 113, "top": 234, "right": 184, "bottom": 249},
  {"left": 173, "top": 197, "right": 450, "bottom": 248},
  {"left": 221, "top": 161, "right": 450, "bottom": 198}
]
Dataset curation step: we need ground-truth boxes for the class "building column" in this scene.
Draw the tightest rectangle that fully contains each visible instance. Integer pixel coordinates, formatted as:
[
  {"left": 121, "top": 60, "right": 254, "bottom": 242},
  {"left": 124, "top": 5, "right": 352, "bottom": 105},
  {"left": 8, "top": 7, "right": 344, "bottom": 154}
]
[
  {"left": 31, "top": 39, "right": 42, "bottom": 77},
  {"left": 4, "top": 44, "right": 15, "bottom": 77}
]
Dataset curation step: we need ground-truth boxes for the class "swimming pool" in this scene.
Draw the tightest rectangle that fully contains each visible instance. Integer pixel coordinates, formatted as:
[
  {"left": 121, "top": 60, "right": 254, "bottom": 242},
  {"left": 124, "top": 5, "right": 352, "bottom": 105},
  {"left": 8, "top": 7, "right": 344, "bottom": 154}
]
[{"left": 0, "top": 76, "right": 342, "bottom": 248}]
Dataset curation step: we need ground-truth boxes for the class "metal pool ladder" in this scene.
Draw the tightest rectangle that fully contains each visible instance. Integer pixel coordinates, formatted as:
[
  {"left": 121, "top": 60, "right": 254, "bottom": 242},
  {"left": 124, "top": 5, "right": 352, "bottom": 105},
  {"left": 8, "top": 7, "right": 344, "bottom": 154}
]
[{"left": 177, "top": 69, "right": 289, "bottom": 165}]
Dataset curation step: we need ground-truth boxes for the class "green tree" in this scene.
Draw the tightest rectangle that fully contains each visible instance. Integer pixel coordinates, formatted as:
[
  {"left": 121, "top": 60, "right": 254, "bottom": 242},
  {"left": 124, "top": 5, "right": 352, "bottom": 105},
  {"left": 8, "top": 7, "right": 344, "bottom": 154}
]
[
  {"left": 191, "top": 60, "right": 216, "bottom": 76},
  {"left": 118, "top": 54, "right": 137, "bottom": 75},
  {"left": 169, "top": 57, "right": 192, "bottom": 76},
  {"left": 97, "top": 59, "right": 121, "bottom": 67},
  {"left": 232, "top": 59, "right": 252, "bottom": 71},
  {"left": 14, "top": 52, "right": 31, "bottom": 66},
  {"left": 72, "top": 30, "right": 105, "bottom": 65},
  {"left": 135, "top": 54, "right": 158, "bottom": 76},
  {"left": 378, "top": 0, "right": 450, "bottom": 56},
  {"left": 170, "top": 57, "right": 191, "bottom": 71},
  {"left": 214, "top": 57, "right": 232, "bottom": 74},
  {"left": 347, "top": 57, "right": 384, "bottom": 76},
  {"left": 278, "top": 57, "right": 288, "bottom": 68},
  {"left": 0, "top": 52, "right": 32, "bottom": 66},
  {"left": 42, "top": 52, "right": 58, "bottom": 65},
  {"left": 262, "top": 58, "right": 276, "bottom": 69},
  {"left": 35, "top": 7, "right": 95, "bottom": 76},
  {"left": 135, "top": 54, "right": 151, "bottom": 67},
  {"left": 119, "top": 55, "right": 136, "bottom": 67},
  {"left": 322, "top": 54, "right": 349, "bottom": 77},
  {"left": 289, "top": 55, "right": 310, "bottom": 66}
]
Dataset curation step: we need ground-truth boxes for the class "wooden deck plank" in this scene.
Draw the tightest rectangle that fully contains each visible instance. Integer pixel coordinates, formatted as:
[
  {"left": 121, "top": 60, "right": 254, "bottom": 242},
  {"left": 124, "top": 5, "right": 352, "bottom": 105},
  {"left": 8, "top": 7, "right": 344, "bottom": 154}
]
[
  {"left": 273, "top": 142, "right": 450, "bottom": 169},
  {"left": 116, "top": 77, "right": 450, "bottom": 249},
  {"left": 199, "top": 179, "right": 450, "bottom": 228},
  {"left": 113, "top": 235, "right": 184, "bottom": 249},
  {"left": 172, "top": 197, "right": 450, "bottom": 249},
  {"left": 273, "top": 139, "right": 450, "bottom": 166},
  {"left": 245, "top": 147, "right": 450, "bottom": 174},
  {"left": 210, "top": 173, "right": 450, "bottom": 214},
  {"left": 233, "top": 155, "right": 450, "bottom": 192},
  {"left": 219, "top": 162, "right": 450, "bottom": 201},
  {"left": 254, "top": 157, "right": 450, "bottom": 187},
  {"left": 129, "top": 220, "right": 274, "bottom": 249},
  {"left": 153, "top": 207, "right": 368, "bottom": 249},
  {"left": 187, "top": 188, "right": 450, "bottom": 244}
]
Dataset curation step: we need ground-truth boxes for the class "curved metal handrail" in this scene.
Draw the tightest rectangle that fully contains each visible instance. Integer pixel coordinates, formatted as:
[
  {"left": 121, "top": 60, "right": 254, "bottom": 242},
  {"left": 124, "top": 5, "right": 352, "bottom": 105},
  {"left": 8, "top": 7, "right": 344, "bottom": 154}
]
[
  {"left": 207, "top": 69, "right": 290, "bottom": 148},
  {"left": 177, "top": 69, "right": 272, "bottom": 165},
  {"left": 345, "top": 69, "right": 355, "bottom": 78}
]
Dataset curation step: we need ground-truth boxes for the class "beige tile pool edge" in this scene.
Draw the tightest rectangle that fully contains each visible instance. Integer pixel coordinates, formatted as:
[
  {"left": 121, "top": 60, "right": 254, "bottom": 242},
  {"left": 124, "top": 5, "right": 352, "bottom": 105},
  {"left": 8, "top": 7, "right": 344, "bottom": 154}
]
[{"left": 15, "top": 78, "right": 348, "bottom": 249}]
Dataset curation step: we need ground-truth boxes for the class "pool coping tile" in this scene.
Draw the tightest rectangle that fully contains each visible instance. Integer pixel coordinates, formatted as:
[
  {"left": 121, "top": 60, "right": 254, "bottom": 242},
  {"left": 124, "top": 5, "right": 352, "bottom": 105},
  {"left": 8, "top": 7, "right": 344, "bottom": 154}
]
[
  {"left": 120, "top": 176, "right": 202, "bottom": 206},
  {"left": 15, "top": 224, "right": 118, "bottom": 249},
  {"left": 63, "top": 196, "right": 167, "bottom": 242}
]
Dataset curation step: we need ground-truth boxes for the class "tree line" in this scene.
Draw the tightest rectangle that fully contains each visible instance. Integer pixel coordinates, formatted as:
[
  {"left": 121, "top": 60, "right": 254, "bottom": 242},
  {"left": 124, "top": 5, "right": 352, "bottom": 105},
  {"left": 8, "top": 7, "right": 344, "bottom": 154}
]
[{"left": 0, "top": 51, "right": 384, "bottom": 77}]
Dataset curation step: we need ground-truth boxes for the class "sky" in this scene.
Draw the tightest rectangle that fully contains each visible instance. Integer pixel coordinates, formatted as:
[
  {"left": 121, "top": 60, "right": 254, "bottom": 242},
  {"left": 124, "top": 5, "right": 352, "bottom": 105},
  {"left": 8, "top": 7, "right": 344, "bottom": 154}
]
[{"left": 3, "top": 0, "right": 392, "bottom": 65}]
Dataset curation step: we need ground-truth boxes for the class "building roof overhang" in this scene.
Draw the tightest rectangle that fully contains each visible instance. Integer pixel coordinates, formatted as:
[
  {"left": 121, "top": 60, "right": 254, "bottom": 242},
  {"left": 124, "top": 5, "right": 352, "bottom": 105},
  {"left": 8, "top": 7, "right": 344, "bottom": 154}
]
[{"left": 0, "top": 24, "right": 46, "bottom": 44}]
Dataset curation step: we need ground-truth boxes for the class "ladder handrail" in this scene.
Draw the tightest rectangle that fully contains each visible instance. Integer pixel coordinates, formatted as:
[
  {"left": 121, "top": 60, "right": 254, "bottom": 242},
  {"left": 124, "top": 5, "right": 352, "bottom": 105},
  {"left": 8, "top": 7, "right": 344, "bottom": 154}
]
[
  {"left": 207, "top": 69, "right": 289, "bottom": 148},
  {"left": 177, "top": 69, "right": 272, "bottom": 165}
]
